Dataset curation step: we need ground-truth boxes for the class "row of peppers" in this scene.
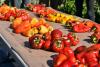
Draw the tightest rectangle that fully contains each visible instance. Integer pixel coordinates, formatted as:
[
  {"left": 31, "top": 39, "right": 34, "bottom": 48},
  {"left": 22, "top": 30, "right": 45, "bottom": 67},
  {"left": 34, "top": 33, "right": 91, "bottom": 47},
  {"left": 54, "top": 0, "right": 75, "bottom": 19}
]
[
  {"left": 53, "top": 44, "right": 100, "bottom": 67},
  {"left": 0, "top": 4, "right": 79, "bottom": 52},
  {"left": 25, "top": 4, "right": 100, "bottom": 67},
  {"left": 26, "top": 4, "right": 94, "bottom": 32},
  {"left": 0, "top": 4, "right": 100, "bottom": 67},
  {"left": 29, "top": 29, "right": 79, "bottom": 52},
  {"left": 0, "top": 4, "right": 53, "bottom": 37},
  {"left": 26, "top": 4, "right": 100, "bottom": 44}
]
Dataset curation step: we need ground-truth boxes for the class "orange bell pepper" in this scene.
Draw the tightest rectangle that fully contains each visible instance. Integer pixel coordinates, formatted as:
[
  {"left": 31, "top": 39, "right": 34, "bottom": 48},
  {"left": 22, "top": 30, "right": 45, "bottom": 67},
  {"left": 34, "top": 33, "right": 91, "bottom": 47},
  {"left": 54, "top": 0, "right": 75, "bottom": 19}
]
[
  {"left": 14, "top": 20, "right": 31, "bottom": 34},
  {"left": 12, "top": 18, "right": 22, "bottom": 29}
]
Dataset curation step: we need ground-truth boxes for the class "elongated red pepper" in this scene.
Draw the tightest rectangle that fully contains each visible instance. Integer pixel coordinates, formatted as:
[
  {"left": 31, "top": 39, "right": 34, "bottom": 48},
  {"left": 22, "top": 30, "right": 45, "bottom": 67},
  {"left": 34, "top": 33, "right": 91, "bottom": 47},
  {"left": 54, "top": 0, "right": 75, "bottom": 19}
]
[
  {"left": 76, "top": 51, "right": 86, "bottom": 64},
  {"left": 53, "top": 53, "right": 67, "bottom": 67},
  {"left": 60, "top": 47, "right": 78, "bottom": 67},
  {"left": 87, "top": 44, "right": 100, "bottom": 51}
]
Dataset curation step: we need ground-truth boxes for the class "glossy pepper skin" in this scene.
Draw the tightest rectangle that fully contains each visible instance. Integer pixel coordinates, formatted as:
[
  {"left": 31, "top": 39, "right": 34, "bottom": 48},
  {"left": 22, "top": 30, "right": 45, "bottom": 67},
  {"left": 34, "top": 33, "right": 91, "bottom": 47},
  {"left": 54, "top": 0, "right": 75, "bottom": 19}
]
[
  {"left": 75, "top": 44, "right": 100, "bottom": 65},
  {"left": 53, "top": 53, "right": 67, "bottom": 67},
  {"left": 62, "top": 38, "right": 71, "bottom": 47},
  {"left": 73, "top": 23, "right": 90, "bottom": 33},
  {"left": 67, "top": 32, "right": 76, "bottom": 39},
  {"left": 62, "top": 35, "right": 71, "bottom": 47},
  {"left": 38, "top": 25, "right": 49, "bottom": 34},
  {"left": 84, "top": 20, "right": 94, "bottom": 28},
  {"left": 42, "top": 32, "right": 51, "bottom": 50},
  {"left": 14, "top": 20, "right": 31, "bottom": 34},
  {"left": 84, "top": 51, "right": 99, "bottom": 67},
  {"left": 51, "top": 29, "right": 62, "bottom": 41},
  {"left": 42, "top": 32, "right": 51, "bottom": 40},
  {"left": 22, "top": 27, "right": 38, "bottom": 37},
  {"left": 43, "top": 40, "right": 51, "bottom": 50},
  {"left": 31, "top": 37, "right": 44, "bottom": 49},
  {"left": 29, "top": 34, "right": 44, "bottom": 49},
  {"left": 71, "top": 37, "right": 79, "bottom": 46},
  {"left": 12, "top": 18, "right": 22, "bottom": 29},
  {"left": 67, "top": 32, "right": 79, "bottom": 46},
  {"left": 75, "top": 46, "right": 89, "bottom": 64},
  {"left": 4, "top": 10, "right": 16, "bottom": 21},
  {"left": 62, "top": 47, "right": 77, "bottom": 63},
  {"left": 16, "top": 9, "right": 31, "bottom": 21},
  {"left": 59, "top": 47, "right": 78, "bottom": 67},
  {"left": 74, "top": 46, "right": 87, "bottom": 54},
  {"left": 52, "top": 39, "right": 64, "bottom": 52},
  {"left": 87, "top": 44, "right": 100, "bottom": 51},
  {"left": 53, "top": 44, "right": 100, "bottom": 67},
  {"left": 60, "top": 59, "right": 78, "bottom": 67}
]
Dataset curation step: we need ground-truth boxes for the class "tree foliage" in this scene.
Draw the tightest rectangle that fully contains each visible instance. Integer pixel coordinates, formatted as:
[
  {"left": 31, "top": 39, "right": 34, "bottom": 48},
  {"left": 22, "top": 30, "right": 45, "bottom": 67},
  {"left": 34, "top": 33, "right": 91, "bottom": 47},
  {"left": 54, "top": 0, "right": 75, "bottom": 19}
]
[
  {"left": 57, "top": 0, "right": 100, "bottom": 22},
  {"left": 0, "top": 0, "right": 5, "bottom": 6}
]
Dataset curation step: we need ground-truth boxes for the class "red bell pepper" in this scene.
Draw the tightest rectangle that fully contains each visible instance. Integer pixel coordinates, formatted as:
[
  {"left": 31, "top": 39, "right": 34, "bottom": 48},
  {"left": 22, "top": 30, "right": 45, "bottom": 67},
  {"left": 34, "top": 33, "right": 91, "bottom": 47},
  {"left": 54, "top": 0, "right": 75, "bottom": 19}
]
[
  {"left": 43, "top": 40, "right": 51, "bottom": 50},
  {"left": 84, "top": 51, "right": 98, "bottom": 67},
  {"left": 52, "top": 39, "right": 64, "bottom": 52},
  {"left": 67, "top": 32, "right": 79, "bottom": 46},
  {"left": 29, "top": 34, "right": 44, "bottom": 49},
  {"left": 62, "top": 38, "right": 71, "bottom": 47},
  {"left": 76, "top": 51, "right": 86, "bottom": 64},
  {"left": 74, "top": 46, "right": 87, "bottom": 54},
  {"left": 60, "top": 47, "right": 78, "bottom": 67},
  {"left": 51, "top": 29, "right": 62, "bottom": 41},
  {"left": 42, "top": 32, "right": 51, "bottom": 40},
  {"left": 73, "top": 23, "right": 90, "bottom": 33}
]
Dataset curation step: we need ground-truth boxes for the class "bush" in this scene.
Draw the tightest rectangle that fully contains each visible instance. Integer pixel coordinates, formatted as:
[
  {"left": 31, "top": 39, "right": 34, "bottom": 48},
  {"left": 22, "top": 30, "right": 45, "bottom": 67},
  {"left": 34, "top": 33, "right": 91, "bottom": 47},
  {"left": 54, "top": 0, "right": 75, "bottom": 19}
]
[{"left": 58, "top": 0, "right": 100, "bottom": 23}]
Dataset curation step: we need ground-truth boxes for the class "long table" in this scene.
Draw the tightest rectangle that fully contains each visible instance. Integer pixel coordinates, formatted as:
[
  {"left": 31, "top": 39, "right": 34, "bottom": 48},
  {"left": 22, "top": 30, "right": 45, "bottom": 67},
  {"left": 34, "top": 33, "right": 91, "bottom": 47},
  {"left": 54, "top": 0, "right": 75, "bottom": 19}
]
[{"left": 0, "top": 19, "right": 93, "bottom": 67}]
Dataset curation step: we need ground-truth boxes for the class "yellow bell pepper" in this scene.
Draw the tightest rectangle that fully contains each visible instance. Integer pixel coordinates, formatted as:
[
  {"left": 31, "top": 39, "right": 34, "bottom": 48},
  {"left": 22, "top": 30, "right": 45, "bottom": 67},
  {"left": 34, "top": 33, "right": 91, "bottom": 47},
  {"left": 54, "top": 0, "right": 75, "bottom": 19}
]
[
  {"left": 38, "top": 25, "right": 49, "bottom": 34},
  {"left": 22, "top": 27, "right": 38, "bottom": 37},
  {"left": 30, "top": 18, "right": 39, "bottom": 27}
]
